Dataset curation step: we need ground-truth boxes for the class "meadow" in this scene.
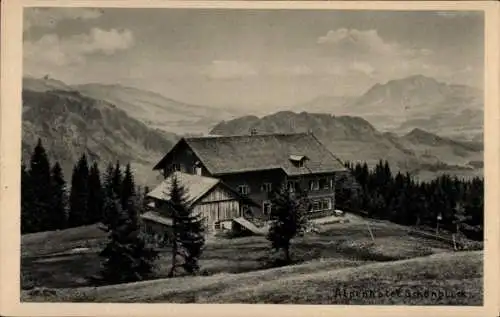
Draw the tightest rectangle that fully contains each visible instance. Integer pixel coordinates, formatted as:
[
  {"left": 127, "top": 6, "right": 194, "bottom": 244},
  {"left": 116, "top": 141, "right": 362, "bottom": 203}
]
[{"left": 21, "top": 213, "right": 483, "bottom": 305}]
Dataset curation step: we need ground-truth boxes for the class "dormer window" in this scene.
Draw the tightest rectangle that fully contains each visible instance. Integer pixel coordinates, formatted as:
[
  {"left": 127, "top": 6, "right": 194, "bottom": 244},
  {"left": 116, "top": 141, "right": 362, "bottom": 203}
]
[{"left": 289, "top": 155, "right": 308, "bottom": 168}]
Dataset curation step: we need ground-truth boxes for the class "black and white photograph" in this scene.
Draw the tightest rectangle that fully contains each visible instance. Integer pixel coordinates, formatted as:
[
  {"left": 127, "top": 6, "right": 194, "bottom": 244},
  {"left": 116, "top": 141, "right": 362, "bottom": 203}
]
[{"left": 1, "top": 1, "right": 499, "bottom": 315}]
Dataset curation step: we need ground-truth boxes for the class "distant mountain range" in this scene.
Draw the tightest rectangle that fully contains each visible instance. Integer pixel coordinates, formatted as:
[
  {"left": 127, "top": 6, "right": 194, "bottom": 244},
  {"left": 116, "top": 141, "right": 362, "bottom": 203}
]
[
  {"left": 22, "top": 75, "right": 483, "bottom": 185},
  {"left": 74, "top": 83, "right": 242, "bottom": 135},
  {"left": 293, "top": 75, "right": 483, "bottom": 142},
  {"left": 23, "top": 76, "right": 242, "bottom": 136},
  {"left": 210, "top": 111, "right": 483, "bottom": 181},
  {"left": 22, "top": 80, "right": 179, "bottom": 185}
]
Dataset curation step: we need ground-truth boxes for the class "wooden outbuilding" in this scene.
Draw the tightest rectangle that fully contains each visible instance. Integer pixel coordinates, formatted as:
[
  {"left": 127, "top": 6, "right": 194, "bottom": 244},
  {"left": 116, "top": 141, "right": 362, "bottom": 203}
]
[{"left": 140, "top": 171, "right": 259, "bottom": 241}]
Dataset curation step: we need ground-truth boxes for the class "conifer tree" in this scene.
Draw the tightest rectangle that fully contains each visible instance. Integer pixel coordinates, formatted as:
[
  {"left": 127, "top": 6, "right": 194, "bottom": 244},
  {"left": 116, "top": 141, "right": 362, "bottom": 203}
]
[
  {"left": 101, "top": 162, "right": 116, "bottom": 228},
  {"left": 167, "top": 175, "right": 205, "bottom": 277},
  {"left": 69, "top": 154, "right": 90, "bottom": 227},
  {"left": 88, "top": 162, "right": 104, "bottom": 224},
  {"left": 111, "top": 161, "right": 123, "bottom": 198},
  {"left": 99, "top": 195, "right": 158, "bottom": 283},
  {"left": 103, "top": 162, "right": 115, "bottom": 196},
  {"left": 29, "top": 138, "right": 52, "bottom": 231},
  {"left": 267, "top": 183, "right": 309, "bottom": 264},
  {"left": 21, "top": 162, "right": 35, "bottom": 233},
  {"left": 121, "top": 163, "right": 136, "bottom": 210},
  {"left": 464, "top": 177, "right": 484, "bottom": 227},
  {"left": 50, "top": 162, "right": 68, "bottom": 230}
]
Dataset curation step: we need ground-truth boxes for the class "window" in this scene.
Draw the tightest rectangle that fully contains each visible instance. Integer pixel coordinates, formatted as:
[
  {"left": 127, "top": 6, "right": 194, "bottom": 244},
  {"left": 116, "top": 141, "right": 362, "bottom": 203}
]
[
  {"left": 320, "top": 178, "right": 329, "bottom": 190},
  {"left": 321, "top": 198, "right": 332, "bottom": 210},
  {"left": 309, "top": 180, "right": 319, "bottom": 191},
  {"left": 241, "top": 204, "right": 252, "bottom": 217},
  {"left": 312, "top": 200, "right": 320, "bottom": 212},
  {"left": 263, "top": 201, "right": 272, "bottom": 215},
  {"left": 330, "top": 178, "right": 334, "bottom": 190},
  {"left": 287, "top": 181, "right": 298, "bottom": 192},
  {"left": 261, "top": 182, "right": 272, "bottom": 193},
  {"left": 214, "top": 221, "right": 221, "bottom": 230},
  {"left": 238, "top": 185, "right": 250, "bottom": 195},
  {"left": 311, "top": 198, "right": 332, "bottom": 212},
  {"left": 289, "top": 155, "right": 307, "bottom": 168},
  {"left": 171, "top": 163, "right": 180, "bottom": 172}
]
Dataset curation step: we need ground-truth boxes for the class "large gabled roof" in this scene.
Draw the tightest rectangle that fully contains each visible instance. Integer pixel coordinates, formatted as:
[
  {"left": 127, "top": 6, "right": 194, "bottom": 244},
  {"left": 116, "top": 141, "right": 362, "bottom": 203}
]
[{"left": 153, "top": 133, "right": 346, "bottom": 176}]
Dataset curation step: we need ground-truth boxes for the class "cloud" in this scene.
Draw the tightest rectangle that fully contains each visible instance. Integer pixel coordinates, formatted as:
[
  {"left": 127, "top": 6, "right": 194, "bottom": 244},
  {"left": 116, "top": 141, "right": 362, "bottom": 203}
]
[
  {"left": 317, "top": 28, "right": 432, "bottom": 58},
  {"left": 23, "top": 28, "right": 134, "bottom": 75},
  {"left": 315, "top": 28, "right": 438, "bottom": 82},
  {"left": 24, "top": 8, "right": 103, "bottom": 30},
  {"left": 317, "top": 28, "right": 397, "bottom": 55},
  {"left": 202, "top": 60, "right": 258, "bottom": 80}
]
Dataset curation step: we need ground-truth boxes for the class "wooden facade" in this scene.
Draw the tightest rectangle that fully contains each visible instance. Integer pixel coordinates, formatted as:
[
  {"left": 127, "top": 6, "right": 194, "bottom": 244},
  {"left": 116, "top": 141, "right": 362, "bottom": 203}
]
[
  {"left": 148, "top": 133, "right": 350, "bottom": 238},
  {"left": 156, "top": 140, "right": 338, "bottom": 221},
  {"left": 141, "top": 175, "right": 248, "bottom": 243},
  {"left": 193, "top": 185, "right": 241, "bottom": 229}
]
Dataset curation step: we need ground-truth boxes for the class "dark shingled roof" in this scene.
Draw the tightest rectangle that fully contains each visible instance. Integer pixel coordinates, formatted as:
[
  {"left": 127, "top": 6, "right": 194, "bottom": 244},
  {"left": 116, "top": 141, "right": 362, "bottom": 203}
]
[{"left": 154, "top": 133, "right": 346, "bottom": 176}]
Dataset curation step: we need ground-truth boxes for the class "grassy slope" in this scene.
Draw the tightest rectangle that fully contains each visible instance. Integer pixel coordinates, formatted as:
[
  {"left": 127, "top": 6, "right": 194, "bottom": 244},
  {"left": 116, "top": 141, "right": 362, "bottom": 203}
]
[
  {"left": 21, "top": 218, "right": 449, "bottom": 288},
  {"left": 23, "top": 251, "right": 482, "bottom": 305},
  {"left": 20, "top": 216, "right": 482, "bottom": 304}
]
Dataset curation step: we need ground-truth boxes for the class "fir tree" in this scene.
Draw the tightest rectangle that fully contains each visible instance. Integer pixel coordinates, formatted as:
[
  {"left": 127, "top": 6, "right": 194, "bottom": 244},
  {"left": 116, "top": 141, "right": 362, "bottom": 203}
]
[
  {"left": 88, "top": 162, "right": 104, "bottom": 224},
  {"left": 21, "top": 162, "right": 35, "bottom": 233},
  {"left": 103, "top": 162, "right": 115, "bottom": 196},
  {"left": 111, "top": 161, "right": 123, "bottom": 198},
  {"left": 101, "top": 162, "right": 116, "bottom": 228},
  {"left": 167, "top": 175, "right": 205, "bottom": 277},
  {"left": 69, "top": 154, "right": 90, "bottom": 227},
  {"left": 29, "top": 138, "right": 52, "bottom": 231},
  {"left": 464, "top": 177, "right": 484, "bottom": 227},
  {"left": 99, "top": 196, "right": 158, "bottom": 283},
  {"left": 267, "top": 183, "right": 309, "bottom": 264},
  {"left": 50, "top": 162, "right": 68, "bottom": 230},
  {"left": 121, "top": 163, "right": 136, "bottom": 210}
]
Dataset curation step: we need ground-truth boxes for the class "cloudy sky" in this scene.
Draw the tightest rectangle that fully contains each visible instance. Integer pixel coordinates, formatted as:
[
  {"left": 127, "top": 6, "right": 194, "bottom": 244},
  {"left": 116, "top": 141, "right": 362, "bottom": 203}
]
[{"left": 23, "top": 8, "right": 484, "bottom": 109}]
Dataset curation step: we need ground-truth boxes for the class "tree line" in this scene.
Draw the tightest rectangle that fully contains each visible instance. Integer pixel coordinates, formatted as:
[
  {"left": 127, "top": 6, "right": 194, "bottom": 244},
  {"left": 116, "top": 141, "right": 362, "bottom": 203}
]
[
  {"left": 335, "top": 160, "right": 484, "bottom": 240},
  {"left": 21, "top": 139, "right": 150, "bottom": 234},
  {"left": 22, "top": 138, "right": 158, "bottom": 284}
]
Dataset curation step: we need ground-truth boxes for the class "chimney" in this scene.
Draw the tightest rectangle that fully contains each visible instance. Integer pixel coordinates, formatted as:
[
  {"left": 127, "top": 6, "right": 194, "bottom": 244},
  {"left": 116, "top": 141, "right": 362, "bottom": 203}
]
[
  {"left": 250, "top": 128, "right": 258, "bottom": 136},
  {"left": 307, "top": 129, "right": 314, "bottom": 135},
  {"left": 194, "top": 161, "right": 202, "bottom": 175},
  {"left": 196, "top": 167, "right": 202, "bottom": 176}
]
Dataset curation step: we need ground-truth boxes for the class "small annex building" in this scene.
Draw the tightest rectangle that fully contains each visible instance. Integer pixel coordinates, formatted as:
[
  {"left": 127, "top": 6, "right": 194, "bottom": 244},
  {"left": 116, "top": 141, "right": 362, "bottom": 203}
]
[{"left": 140, "top": 171, "right": 259, "bottom": 242}]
